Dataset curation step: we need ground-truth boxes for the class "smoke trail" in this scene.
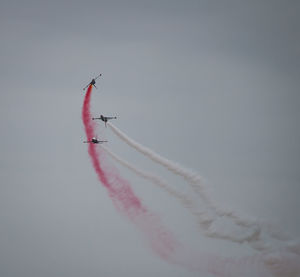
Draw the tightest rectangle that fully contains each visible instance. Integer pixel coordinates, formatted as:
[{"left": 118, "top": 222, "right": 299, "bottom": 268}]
[
  {"left": 101, "top": 147, "right": 300, "bottom": 276},
  {"left": 101, "top": 146, "right": 205, "bottom": 218},
  {"left": 82, "top": 86, "right": 280, "bottom": 277},
  {"left": 101, "top": 145, "right": 261, "bottom": 243},
  {"left": 107, "top": 124, "right": 257, "bottom": 232},
  {"left": 82, "top": 85, "right": 178, "bottom": 260},
  {"left": 107, "top": 123, "right": 298, "bottom": 254}
]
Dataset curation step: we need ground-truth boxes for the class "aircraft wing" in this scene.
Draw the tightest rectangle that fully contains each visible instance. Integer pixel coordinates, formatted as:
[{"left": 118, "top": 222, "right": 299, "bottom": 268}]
[
  {"left": 83, "top": 83, "right": 90, "bottom": 90},
  {"left": 94, "top": 73, "right": 102, "bottom": 80}
]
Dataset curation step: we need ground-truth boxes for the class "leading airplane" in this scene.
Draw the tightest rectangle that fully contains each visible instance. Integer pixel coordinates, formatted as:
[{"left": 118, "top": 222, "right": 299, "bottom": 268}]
[
  {"left": 83, "top": 137, "right": 107, "bottom": 144},
  {"left": 83, "top": 74, "right": 102, "bottom": 90},
  {"left": 92, "top": 115, "right": 117, "bottom": 127}
]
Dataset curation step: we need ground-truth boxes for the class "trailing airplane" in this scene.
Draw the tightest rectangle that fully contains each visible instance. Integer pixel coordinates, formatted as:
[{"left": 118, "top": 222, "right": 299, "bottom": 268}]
[
  {"left": 92, "top": 115, "right": 117, "bottom": 127},
  {"left": 83, "top": 137, "right": 107, "bottom": 144}
]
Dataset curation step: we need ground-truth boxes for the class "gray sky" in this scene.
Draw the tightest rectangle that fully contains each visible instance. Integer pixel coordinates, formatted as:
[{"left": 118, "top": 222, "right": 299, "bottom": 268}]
[{"left": 0, "top": 0, "right": 299, "bottom": 276}]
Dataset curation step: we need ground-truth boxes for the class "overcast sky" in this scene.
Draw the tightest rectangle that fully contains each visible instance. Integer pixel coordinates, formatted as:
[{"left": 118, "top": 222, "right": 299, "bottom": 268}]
[{"left": 0, "top": 0, "right": 299, "bottom": 276}]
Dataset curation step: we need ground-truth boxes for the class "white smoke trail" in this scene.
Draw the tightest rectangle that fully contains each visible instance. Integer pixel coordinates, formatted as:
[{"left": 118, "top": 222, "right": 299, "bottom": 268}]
[
  {"left": 101, "top": 147, "right": 300, "bottom": 277},
  {"left": 107, "top": 123, "right": 211, "bottom": 203},
  {"left": 101, "top": 145, "right": 196, "bottom": 212},
  {"left": 102, "top": 145, "right": 262, "bottom": 243},
  {"left": 107, "top": 123, "right": 298, "bottom": 253}
]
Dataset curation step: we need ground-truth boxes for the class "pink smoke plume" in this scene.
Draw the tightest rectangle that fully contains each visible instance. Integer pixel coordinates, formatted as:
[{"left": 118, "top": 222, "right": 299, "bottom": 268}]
[
  {"left": 81, "top": 85, "right": 279, "bottom": 277},
  {"left": 82, "top": 85, "right": 178, "bottom": 261}
]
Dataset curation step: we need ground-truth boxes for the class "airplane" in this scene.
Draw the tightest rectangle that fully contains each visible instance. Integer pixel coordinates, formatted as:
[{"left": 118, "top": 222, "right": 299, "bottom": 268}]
[
  {"left": 92, "top": 115, "right": 117, "bottom": 127},
  {"left": 83, "top": 74, "right": 102, "bottom": 90},
  {"left": 83, "top": 137, "right": 107, "bottom": 144}
]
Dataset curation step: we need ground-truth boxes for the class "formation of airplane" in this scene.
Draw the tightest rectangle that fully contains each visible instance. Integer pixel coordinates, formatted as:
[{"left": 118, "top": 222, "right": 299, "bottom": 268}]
[
  {"left": 83, "top": 74, "right": 118, "bottom": 144},
  {"left": 83, "top": 137, "right": 107, "bottom": 144},
  {"left": 92, "top": 115, "right": 117, "bottom": 127},
  {"left": 83, "top": 74, "right": 102, "bottom": 90}
]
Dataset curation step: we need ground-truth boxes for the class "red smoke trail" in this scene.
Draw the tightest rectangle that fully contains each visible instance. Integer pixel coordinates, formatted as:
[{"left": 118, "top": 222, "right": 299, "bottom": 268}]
[
  {"left": 82, "top": 85, "right": 178, "bottom": 260},
  {"left": 82, "top": 85, "right": 277, "bottom": 277}
]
